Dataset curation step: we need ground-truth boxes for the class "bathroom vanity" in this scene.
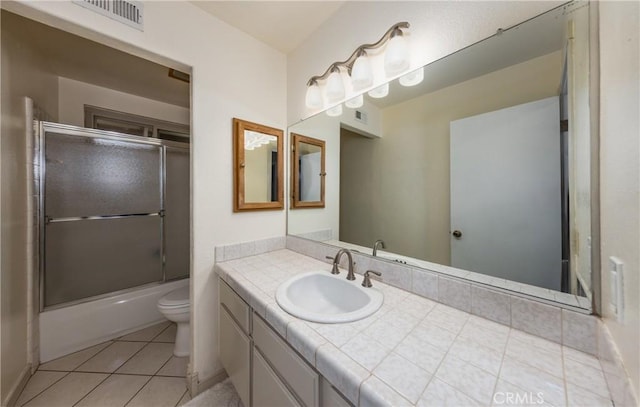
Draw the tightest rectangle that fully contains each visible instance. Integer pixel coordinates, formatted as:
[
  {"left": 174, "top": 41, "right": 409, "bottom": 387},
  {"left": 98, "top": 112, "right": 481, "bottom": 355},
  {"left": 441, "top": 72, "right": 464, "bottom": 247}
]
[
  {"left": 219, "top": 275, "right": 350, "bottom": 406},
  {"left": 216, "top": 249, "right": 615, "bottom": 407}
]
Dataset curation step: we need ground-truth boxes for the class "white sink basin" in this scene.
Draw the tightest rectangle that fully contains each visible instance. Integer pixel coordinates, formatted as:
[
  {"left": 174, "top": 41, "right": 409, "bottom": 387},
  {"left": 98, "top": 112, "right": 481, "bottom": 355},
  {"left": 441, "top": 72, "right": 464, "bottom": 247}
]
[{"left": 276, "top": 271, "right": 383, "bottom": 323}]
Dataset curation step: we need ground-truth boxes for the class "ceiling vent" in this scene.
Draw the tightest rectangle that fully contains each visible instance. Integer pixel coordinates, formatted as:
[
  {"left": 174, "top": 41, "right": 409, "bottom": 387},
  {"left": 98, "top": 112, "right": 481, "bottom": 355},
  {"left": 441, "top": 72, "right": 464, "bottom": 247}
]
[{"left": 73, "top": 0, "right": 144, "bottom": 31}]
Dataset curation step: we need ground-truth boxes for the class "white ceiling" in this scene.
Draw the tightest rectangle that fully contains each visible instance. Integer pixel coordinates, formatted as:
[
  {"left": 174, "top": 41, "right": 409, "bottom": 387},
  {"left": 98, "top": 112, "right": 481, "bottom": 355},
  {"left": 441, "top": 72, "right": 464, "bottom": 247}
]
[{"left": 191, "top": 1, "right": 346, "bottom": 54}]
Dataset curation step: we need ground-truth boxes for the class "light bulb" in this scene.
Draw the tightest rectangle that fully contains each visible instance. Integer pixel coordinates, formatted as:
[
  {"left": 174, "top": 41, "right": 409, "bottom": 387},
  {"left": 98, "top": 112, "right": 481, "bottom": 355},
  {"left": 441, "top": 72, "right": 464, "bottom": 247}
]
[
  {"left": 345, "top": 94, "right": 364, "bottom": 108},
  {"left": 399, "top": 67, "right": 424, "bottom": 87},
  {"left": 384, "top": 32, "right": 410, "bottom": 76},
  {"left": 326, "top": 104, "right": 343, "bottom": 117},
  {"left": 325, "top": 68, "right": 345, "bottom": 102},
  {"left": 350, "top": 52, "right": 373, "bottom": 91},
  {"left": 367, "top": 83, "right": 389, "bottom": 99},
  {"left": 305, "top": 82, "right": 323, "bottom": 109}
]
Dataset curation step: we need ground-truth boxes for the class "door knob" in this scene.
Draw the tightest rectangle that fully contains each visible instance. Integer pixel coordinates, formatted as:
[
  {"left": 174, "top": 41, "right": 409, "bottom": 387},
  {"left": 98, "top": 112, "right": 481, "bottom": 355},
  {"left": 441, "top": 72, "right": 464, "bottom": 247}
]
[{"left": 452, "top": 230, "right": 462, "bottom": 239}]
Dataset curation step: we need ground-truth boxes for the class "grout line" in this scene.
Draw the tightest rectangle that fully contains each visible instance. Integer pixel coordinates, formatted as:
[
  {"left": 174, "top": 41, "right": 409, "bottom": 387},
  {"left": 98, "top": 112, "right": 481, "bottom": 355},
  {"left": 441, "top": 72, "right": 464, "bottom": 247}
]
[
  {"left": 150, "top": 322, "right": 174, "bottom": 342},
  {"left": 174, "top": 389, "right": 188, "bottom": 407},
  {"left": 15, "top": 371, "right": 71, "bottom": 406},
  {"left": 71, "top": 372, "right": 112, "bottom": 407},
  {"left": 123, "top": 375, "right": 155, "bottom": 407}
]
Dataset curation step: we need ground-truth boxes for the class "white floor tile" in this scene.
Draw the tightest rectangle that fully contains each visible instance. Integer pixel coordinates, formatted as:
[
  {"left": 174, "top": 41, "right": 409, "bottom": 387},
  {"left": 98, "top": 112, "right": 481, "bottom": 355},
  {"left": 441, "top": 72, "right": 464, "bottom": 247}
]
[
  {"left": 177, "top": 390, "right": 191, "bottom": 406},
  {"left": 126, "top": 376, "right": 187, "bottom": 407},
  {"left": 152, "top": 323, "right": 177, "bottom": 343},
  {"left": 156, "top": 356, "right": 189, "bottom": 377},
  {"left": 119, "top": 322, "right": 171, "bottom": 342},
  {"left": 116, "top": 343, "right": 174, "bottom": 375},
  {"left": 16, "top": 371, "right": 67, "bottom": 406},
  {"left": 76, "top": 341, "right": 146, "bottom": 373},
  {"left": 22, "top": 372, "right": 108, "bottom": 407},
  {"left": 39, "top": 342, "right": 112, "bottom": 372},
  {"left": 75, "top": 374, "right": 150, "bottom": 407}
]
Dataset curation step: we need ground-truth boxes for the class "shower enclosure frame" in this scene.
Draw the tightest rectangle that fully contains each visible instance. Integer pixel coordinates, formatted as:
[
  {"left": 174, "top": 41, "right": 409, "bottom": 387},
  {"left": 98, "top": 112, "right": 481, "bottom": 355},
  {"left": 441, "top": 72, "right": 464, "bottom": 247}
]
[{"left": 36, "top": 121, "right": 189, "bottom": 312}]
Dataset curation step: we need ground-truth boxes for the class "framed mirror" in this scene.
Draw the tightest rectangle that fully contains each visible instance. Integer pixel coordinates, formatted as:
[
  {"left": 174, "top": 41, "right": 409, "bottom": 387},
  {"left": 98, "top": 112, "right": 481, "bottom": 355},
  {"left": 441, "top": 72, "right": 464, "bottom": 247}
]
[
  {"left": 233, "top": 118, "right": 284, "bottom": 212},
  {"left": 291, "top": 133, "right": 326, "bottom": 208},
  {"left": 287, "top": 2, "right": 595, "bottom": 311}
]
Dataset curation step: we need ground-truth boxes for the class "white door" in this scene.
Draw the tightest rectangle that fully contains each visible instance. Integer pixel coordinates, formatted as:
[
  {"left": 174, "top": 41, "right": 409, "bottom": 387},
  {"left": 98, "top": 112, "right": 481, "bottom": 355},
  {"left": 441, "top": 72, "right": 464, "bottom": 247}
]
[
  {"left": 450, "top": 96, "right": 562, "bottom": 290},
  {"left": 300, "top": 152, "right": 321, "bottom": 201}
]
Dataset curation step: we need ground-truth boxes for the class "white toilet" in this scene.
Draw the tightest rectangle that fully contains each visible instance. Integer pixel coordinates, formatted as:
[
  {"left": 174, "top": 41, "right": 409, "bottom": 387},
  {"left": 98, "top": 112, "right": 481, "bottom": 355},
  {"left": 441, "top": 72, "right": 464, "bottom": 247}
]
[{"left": 157, "top": 286, "right": 190, "bottom": 357}]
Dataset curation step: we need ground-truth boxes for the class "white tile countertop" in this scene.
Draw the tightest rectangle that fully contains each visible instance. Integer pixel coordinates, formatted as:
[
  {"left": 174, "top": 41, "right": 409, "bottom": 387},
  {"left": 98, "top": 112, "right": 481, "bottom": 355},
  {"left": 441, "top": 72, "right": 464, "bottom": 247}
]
[{"left": 215, "top": 249, "right": 614, "bottom": 407}]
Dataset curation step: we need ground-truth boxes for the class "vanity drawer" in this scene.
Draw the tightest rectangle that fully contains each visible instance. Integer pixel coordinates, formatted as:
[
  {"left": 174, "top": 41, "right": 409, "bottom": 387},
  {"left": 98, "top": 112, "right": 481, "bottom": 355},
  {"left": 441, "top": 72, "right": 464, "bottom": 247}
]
[
  {"left": 219, "top": 279, "right": 250, "bottom": 334},
  {"left": 253, "top": 348, "right": 301, "bottom": 407},
  {"left": 253, "top": 314, "right": 319, "bottom": 407},
  {"left": 219, "top": 307, "right": 250, "bottom": 407},
  {"left": 320, "top": 378, "right": 352, "bottom": 407}
]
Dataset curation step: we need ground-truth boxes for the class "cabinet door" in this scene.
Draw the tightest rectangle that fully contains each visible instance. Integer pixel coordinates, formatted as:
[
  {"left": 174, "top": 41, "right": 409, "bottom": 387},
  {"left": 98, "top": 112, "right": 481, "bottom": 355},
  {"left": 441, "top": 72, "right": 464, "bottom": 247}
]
[
  {"left": 320, "top": 378, "right": 352, "bottom": 407},
  {"left": 219, "top": 307, "right": 250, "bottom": 407},
  {"left": 253, "top": 349, "right": 301, "bottom": 407}
]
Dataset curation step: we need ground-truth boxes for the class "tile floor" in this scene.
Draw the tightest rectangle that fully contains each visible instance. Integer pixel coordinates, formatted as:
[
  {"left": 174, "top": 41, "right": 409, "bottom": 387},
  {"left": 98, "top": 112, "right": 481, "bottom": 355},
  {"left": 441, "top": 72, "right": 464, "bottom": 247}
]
[{"left": 16, "top": 321, "right": 192, "bottom": 407}]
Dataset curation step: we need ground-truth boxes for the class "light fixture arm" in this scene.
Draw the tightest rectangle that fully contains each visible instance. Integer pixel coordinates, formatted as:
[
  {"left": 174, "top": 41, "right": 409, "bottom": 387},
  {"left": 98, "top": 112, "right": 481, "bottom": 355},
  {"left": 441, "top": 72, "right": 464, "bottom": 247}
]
[{"left": 306, "top": 22, "right": 410, "bottom": 86}]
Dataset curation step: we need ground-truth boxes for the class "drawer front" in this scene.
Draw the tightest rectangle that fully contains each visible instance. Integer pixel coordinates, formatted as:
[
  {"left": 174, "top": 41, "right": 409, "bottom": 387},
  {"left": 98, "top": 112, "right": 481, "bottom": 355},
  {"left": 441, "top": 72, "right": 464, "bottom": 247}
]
[
  {"left": 219, "top": 307, "right": 250, "bottom": 407},
  {"left": 220, "top": 279, "right": 250, "bottom": 334},
  {"left": 253, "top": 349, "right": 301, "bottom": 407},
  {"left": 320, "top": 378, "right": 352, "bottom": 407},
  {"left": 253, "top": 314, "right": 319, "bottom": 407}
]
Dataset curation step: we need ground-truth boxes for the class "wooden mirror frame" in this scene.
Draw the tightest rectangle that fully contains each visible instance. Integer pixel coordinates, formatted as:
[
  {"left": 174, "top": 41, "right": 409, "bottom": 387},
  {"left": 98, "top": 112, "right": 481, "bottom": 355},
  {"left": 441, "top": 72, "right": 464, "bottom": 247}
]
[
  {"left": 291, "top": 133, "right": 326, "bottom": 209},
  {"left": 233, "top": 118, "right": 284, "bottom": 212}
]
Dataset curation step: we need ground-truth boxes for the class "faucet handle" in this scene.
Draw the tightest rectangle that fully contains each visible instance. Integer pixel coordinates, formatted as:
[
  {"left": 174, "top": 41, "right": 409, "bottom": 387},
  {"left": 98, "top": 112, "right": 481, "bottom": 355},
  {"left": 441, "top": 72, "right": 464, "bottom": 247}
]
[
  {"left": 362, "top": 270, "right": 382, "bottom": 287},
  {"left": 326, "top": 256, "right": 340, "bottom": 274}
]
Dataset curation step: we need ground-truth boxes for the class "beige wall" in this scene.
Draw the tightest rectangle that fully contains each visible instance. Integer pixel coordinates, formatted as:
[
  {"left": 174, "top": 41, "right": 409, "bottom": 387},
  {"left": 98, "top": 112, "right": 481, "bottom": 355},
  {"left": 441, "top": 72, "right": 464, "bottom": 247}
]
[
  {"left": 1, "top": 0, "right": 287, "bottom": 400},
  {"left": 340, "top": 51, "right": 562, "bottom": 264},
  {"left": 58, "top": 77, "right": 190, "bottom": 127},
  {"left": 599, "top": 1, "right": 640, "bottom": 397},
  {"left": 1, "top": 10, "right": 59, "bottom": 404}
]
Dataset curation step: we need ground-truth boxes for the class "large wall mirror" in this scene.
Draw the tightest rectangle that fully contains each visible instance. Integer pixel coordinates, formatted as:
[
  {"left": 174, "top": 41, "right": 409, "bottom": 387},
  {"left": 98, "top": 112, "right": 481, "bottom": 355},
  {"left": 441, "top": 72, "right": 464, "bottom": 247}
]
[
  {"left": 287, "top": 2, "right": 595, "bottom": 311},
  {"left": 291, "top": 133, "right": 326, "bottom": 209},
  {"left": 233, "top": 118, "right": 284, "bottom": 211}
]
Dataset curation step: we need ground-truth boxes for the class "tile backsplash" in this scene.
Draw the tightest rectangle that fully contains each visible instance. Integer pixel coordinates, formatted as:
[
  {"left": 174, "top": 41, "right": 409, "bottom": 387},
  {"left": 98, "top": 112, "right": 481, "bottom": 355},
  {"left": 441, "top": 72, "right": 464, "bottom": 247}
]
[{"left": 285, "top": 235, "right": 596, "bottom": 353}]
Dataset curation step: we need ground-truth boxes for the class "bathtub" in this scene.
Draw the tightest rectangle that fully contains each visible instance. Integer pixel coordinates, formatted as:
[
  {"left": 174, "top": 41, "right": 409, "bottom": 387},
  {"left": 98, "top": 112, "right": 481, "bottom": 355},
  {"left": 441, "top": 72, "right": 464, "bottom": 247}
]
[{"left": 39, "top": 279, "right": 189, "bottom": 363}]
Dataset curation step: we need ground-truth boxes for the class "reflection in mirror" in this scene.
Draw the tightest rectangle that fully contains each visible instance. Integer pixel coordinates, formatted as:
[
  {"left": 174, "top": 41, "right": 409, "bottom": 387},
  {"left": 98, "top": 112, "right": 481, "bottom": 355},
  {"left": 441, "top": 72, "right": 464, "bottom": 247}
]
[
  {"left": 292, "top": 133, "right": 326, "bottom": 208},
  {"left": 233, "top": 118, "right": 283, "bottom": 211},
  {"left": 287, "top": 3, "right": 593, "bottom": 310}
]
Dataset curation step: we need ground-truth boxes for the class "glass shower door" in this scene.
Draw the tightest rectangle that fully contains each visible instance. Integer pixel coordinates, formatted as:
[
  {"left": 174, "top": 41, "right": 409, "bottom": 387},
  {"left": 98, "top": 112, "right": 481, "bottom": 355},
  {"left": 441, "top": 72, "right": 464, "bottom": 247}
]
[
  {"left": 43, "top": 130, "right": 163, "bottom": 307},
  {"left": 164, "top": 147, "right": 190, "bottom": 281}
]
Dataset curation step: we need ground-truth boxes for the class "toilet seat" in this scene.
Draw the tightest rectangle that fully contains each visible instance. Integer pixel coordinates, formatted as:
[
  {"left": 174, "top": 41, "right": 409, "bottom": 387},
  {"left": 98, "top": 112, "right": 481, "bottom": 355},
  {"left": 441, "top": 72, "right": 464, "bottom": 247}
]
[{"left": 158, "top": 286, "right": 189, "bottom": 308}]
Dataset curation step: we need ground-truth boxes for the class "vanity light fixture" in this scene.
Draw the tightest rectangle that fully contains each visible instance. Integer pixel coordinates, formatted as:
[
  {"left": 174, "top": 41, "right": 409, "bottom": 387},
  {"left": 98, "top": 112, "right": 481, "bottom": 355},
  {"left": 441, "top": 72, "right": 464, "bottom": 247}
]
[
  {"left": 368, "top": 83, "right": 389, "bottom": 99},
  {"left": 304, "top": 22, "right": 411, "bottom": 109},
  {"left": 399, "top": 67, "right": 424, "bottom": 87},
  {"left": 326, "top": 104, "right": 343, "bottom": 117},
  {"left": 305, "top": 79, "right": 323, "bottom": 109},
  {"left": 345, "top": 94, "right": 364, "bottom": 109}
]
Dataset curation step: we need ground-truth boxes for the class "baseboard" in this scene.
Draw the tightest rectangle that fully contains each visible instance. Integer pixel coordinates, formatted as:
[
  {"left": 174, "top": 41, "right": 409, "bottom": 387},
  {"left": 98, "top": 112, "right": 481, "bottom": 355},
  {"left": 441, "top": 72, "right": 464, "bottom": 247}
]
[
  {"left": 3, "top": 364, "right": 32, "bottom": 407},
  {"left": 189, "top": 369, "right": 227, "bottom": 398}
]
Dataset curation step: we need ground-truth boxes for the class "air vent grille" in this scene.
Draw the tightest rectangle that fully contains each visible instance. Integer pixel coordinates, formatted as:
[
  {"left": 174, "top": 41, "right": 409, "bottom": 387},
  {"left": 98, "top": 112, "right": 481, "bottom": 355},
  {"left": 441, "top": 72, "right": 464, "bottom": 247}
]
[{"left": 73, "top": 0, "right": 144, "bottom": 31}]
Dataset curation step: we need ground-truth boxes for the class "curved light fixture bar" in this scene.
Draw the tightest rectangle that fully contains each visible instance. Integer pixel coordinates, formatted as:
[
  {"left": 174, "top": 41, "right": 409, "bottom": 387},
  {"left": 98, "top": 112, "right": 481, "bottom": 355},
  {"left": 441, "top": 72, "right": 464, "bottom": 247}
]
[{"left": 305, "top": 22, "right": 410, "bottom": 87}]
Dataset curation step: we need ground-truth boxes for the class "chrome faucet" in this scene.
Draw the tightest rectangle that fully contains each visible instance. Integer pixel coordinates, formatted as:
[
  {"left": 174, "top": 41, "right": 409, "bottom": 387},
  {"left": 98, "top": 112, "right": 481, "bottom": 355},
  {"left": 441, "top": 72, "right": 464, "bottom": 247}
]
[
  {"left": 362, "top": 270, "right": 382, "bottom": 287},
  {"left": 329, "top": 249, "right": 356, "bottom": 280},
  {"left": 372, "top": 239, "right": 385, "bottom": 256}
]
